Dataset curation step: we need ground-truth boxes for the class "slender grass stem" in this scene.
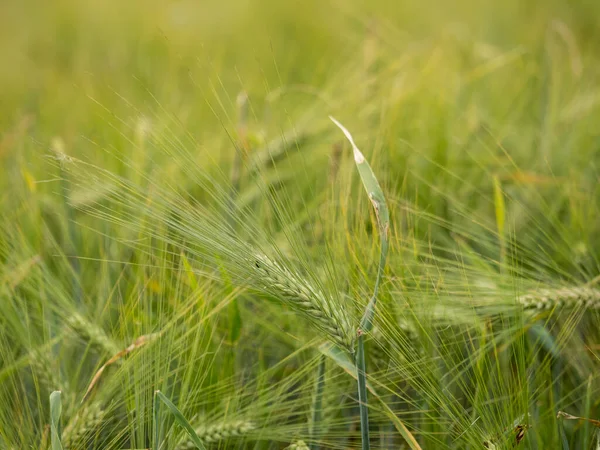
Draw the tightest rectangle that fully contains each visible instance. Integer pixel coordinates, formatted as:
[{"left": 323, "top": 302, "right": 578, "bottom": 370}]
[
  {"left": 310, "top": 354, "right": 326, "bottom": 450},
  {"left": 153, "top": 390, "right": 161, "bottom": 450},
  {"left": 356, "top": 332, "right": 370, "bottom": 450}
]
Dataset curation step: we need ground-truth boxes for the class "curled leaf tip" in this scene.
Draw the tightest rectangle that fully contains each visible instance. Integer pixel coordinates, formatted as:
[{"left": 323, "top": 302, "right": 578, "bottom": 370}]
[{"left": 329, "top": 116, "right": 365, "bottom": 164}]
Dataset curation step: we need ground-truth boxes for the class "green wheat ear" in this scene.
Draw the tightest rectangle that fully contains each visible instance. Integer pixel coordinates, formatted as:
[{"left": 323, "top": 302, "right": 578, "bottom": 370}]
[
  {"left": 286, "top": 440, "right": 310, "bottom": 450},
  {"left": 175, "top": 420, "right": 255, "bottom": 449}
]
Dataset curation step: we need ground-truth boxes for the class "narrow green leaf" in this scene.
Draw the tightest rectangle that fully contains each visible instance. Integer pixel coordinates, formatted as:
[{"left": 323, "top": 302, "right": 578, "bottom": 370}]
[
  {"left": 310, "top": 354, "right": 327, "bottom": 449},
  {"left": 493, "top": 175, "right": 506, "bottom": 265},
  {"left": 493, "top": 175, "right": 505, "bottom": 238},
  {"left": 583, "top": 376, "right": 593, "bottom": 450},
  {"left": 329, "top": 116, "right": 389, "bottom": 333},
  {"left": 49, "top": 390, "right": 63, "bottom": 450},
  {"left": 330, "top": 117, "right": 391, "bottom": 450},
  {"left": 155, "top": 390, "right": 207, "bottom": 450},
  {"left": 229, "top": 299, "right": 242, "bottom": 343},
  {"left": 153, "top": 390, "right": 161, "bottom": 450},
  {"left": 318, "top": 343, "right": 375, "bottom": 393},
  {"left": 527, "top": 323, "right": 561, "bottom": 359},
  {"left": 356, "top": 334, "right": 370, "bottom": 450},
  {"left": 557, "top": 414, "right": 571, "bottom": 450},
  {"left": 180, "top": 252, "right": 199, "bottom": 291}
]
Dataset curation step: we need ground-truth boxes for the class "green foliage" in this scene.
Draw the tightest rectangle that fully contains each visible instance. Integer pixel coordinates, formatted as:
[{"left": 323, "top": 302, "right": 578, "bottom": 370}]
[
  {"left": 1, "top": 0, "right": 600, "bottom": 449},
  {"left": 330, "top": 117, "right": 394, "bottom": 450}
]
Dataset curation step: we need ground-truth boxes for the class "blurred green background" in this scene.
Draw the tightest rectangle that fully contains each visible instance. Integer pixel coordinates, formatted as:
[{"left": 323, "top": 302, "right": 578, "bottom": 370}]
[{"left": 1, "top": 0, "right": 600, "bottom": 449}]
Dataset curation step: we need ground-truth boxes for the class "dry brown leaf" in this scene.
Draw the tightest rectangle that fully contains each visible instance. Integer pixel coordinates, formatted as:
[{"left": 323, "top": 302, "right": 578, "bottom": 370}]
[
  {"left": 82, "top": 332, "right": 161, "bottom": 403},
  {"left": 557, "top": 411, "right": 600, "bottom": 428}
]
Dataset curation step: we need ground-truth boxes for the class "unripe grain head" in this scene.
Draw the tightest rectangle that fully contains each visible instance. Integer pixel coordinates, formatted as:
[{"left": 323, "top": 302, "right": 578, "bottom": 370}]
[
  {"left": 251, "top": 253, "right": 354, "bottom": 353},
  {"left": 518, "top": 287, "right": 600, "bottom": 311}
]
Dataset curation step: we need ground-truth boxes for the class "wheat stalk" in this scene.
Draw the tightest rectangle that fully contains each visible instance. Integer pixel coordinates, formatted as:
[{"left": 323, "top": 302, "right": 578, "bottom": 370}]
[
  {"left": 251, "top": 253, "right": 354, "bottom": 352},
  {"left": 518, "top": 287, "right": 600, "bottom": 311},
  {"left": 175, "top": 420, "right": 255, "bottom": 449}
]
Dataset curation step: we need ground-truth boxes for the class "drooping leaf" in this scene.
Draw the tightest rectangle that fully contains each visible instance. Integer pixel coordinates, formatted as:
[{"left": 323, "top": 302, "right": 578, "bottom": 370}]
[
  {"left": 493, "top": 175, "right": 506, "bottom": 265},
  {"left": 330, "top": 116, "right": 392, "bottom": 450},
  {"left": 154, "top": 390, "right": 207, "bottom": 450},
  {"left": 329, "top": 116, "right": 389, "bottom": 333}
]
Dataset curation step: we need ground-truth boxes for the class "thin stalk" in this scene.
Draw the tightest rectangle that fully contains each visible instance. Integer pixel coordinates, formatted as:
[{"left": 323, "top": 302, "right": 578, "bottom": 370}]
[
  {"left": 359, "top": 237, "right": 389, "bottom": 333},
  {"left": 356, "top": 333, "right": 370, "bottom": 450},
  {"left": 310, "top": 355, "right": 326, "bottom": 450},
  {"left": 153, "top": 390, "right": 161, "bottom": 450}
]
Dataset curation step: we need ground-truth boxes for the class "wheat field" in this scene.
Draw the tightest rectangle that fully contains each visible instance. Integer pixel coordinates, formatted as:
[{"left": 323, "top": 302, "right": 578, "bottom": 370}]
[{"left": 1, "top": 0, "right": 599, "bottom": 448}]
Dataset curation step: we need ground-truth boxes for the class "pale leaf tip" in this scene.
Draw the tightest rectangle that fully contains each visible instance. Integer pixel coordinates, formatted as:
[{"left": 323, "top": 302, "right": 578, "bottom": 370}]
[
  {"left": 353, "top": 145, "right": 365, "bottom": 164},
  {"left": 329, "top": 116, "right": 365, "bottom": 164}
]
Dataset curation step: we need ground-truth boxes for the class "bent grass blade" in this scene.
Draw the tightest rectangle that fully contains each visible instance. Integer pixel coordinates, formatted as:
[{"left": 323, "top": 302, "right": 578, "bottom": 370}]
[
  {"left": 50, "top": 390, "right": 64, "bottom": 450},
  {"left": 330, "top": 116, "right": 391, "bottom": 450},
  {"left": 154, "top": 390, "right": 207, "bottom": 450}
]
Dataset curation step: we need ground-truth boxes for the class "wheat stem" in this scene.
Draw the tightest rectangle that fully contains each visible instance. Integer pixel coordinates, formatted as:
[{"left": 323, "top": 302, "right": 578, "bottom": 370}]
[{"left": 356, "top": 331, "right": 370, "bottom": 450}]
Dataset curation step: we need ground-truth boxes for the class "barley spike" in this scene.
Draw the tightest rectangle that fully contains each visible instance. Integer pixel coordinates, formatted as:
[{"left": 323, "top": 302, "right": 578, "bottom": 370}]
[
  {"left": 175, "top": 420, "right": 255, "bottom": 449},
  {"left": 251, "top": 253, "right": 354, "bottom": 352},
  {"left": 518, "top": 287, "right": 600, "bottom": 311}
]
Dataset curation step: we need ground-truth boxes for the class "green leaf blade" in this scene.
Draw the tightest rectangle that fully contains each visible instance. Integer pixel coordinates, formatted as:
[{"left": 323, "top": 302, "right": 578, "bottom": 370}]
[
  {"left": 50, "top": 390, "right": 64, "bottom": 450},
  {"left": 329, "top": 116, "right": 389, "bottom": 332},
  {"left": 155, "top": 390, "right": 207, "bottom": 450}
]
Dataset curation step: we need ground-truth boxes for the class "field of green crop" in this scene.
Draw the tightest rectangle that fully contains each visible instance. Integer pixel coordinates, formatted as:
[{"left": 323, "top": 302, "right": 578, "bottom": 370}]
[{"left": 1, "top": 0, "right": 600, "bottom": 448}]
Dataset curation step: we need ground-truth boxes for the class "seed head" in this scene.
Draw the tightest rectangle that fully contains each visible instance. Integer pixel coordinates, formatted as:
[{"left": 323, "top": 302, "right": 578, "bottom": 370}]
[
  {"left": 518, "top": 287, "right": 600, "bottom": 310},
  {"left": 251, "top": 253, "right": 354, "bottom": 352}
]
